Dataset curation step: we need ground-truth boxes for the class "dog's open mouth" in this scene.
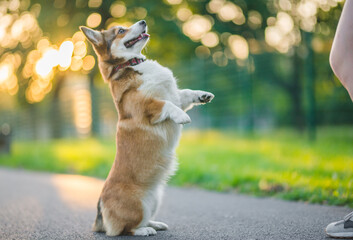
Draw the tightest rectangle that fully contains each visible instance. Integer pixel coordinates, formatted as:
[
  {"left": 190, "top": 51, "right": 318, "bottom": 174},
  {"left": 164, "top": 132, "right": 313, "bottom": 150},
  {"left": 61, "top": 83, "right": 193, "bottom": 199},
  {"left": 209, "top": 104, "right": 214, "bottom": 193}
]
[{"left": 124, "top": 31, "right": 150, "bottom": 48}]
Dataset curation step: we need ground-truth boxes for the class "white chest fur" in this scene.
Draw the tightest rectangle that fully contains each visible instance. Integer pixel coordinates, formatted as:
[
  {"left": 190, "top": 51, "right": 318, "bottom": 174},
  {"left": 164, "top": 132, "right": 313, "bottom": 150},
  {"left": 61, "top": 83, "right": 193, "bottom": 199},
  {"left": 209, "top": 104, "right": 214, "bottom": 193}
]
[
  {"left": 134, "top": 60, "right": 181, "bottom": 107},
  {"left": 132, "top": 61, "right": 182, "bottom": 229}
]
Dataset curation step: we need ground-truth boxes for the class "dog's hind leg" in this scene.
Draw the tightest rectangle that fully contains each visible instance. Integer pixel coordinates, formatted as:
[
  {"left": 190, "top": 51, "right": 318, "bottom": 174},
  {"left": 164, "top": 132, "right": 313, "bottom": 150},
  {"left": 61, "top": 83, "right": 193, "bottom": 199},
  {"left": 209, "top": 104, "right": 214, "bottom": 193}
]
[
  {"left": 148, "top": 221, "right": 169, "bottom": 231},
  {"left": 101, "top": 208, "right": 126, "bottom": 237},
  {"left": 101, "top": 189, "right": 145, "bottom": 236},
  {"left": 178, "top": 89, "right": 214, "bottom": 111},
  {"left": 133, "top": 227, "right": 157, "bottom": 236},
  {"left": 92, "top": 197, "right": 105, "bottom": 232},
  {"left": 145, "top": 185, "right": 168, "bottom": 231}
]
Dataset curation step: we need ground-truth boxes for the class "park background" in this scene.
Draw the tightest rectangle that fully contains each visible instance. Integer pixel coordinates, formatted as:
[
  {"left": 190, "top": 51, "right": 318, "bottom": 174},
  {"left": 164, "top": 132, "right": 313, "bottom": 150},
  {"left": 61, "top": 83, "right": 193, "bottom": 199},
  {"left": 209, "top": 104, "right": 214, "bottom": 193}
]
[{"left": 0, "top": 0, "right": 352, "bottom": 206}]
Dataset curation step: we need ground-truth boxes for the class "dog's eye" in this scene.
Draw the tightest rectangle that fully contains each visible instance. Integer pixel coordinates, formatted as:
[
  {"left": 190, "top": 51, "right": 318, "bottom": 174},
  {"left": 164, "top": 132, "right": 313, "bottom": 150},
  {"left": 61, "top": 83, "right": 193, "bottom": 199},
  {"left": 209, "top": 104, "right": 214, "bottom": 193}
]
[{"left": 118, "top": 29, "right": 126, "bottom": 34}]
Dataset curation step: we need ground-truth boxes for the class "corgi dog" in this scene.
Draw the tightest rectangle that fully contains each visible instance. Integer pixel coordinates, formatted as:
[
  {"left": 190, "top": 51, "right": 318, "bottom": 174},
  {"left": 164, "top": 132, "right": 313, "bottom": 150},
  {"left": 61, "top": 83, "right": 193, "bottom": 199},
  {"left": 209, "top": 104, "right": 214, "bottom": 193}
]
[{"left": 80, "top": 20, "right": 214, "bottom": 237}]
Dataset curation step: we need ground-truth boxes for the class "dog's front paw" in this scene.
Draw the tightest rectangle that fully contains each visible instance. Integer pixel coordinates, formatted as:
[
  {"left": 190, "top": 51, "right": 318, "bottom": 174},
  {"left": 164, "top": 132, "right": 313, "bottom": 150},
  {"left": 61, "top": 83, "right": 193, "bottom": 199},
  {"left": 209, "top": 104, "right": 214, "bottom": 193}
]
[
  {"left": 133, "top": 227, "right": 157, "bottom": 236},
  {"left": 198, "top": 91, "right": 214, "bottom": 103},
  {"left": 170, "top": 110, "right": 191, "bottom": 124}
]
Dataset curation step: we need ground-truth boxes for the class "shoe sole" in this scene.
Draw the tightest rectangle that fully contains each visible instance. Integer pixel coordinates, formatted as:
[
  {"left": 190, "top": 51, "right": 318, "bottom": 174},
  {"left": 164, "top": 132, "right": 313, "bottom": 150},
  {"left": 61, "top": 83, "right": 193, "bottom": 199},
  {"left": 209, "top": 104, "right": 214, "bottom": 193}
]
[{"left": 326, "top": 229, "right": 353, "bottom": 239}]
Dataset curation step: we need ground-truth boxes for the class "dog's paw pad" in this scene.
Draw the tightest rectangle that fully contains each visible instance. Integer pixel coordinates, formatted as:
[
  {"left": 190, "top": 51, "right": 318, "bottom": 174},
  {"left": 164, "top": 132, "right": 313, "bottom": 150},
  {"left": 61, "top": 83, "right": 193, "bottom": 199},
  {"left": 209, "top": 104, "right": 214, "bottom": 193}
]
[{"left": 198, "top": 92, "right": 214, "bottom": 103}]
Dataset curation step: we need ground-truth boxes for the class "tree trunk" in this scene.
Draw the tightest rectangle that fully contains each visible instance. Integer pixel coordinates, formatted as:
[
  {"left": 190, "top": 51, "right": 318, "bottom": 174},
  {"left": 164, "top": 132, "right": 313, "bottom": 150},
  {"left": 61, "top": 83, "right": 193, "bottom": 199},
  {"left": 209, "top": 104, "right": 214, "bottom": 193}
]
[
  {"left": 50, "top": 74, "right": 65, "bottom": 138},
  {"left": 289, "top": 48, "right": 304, "bottom": 130},
  {"left": 90, "top": 72, "right": 100, "bottom": 136}
]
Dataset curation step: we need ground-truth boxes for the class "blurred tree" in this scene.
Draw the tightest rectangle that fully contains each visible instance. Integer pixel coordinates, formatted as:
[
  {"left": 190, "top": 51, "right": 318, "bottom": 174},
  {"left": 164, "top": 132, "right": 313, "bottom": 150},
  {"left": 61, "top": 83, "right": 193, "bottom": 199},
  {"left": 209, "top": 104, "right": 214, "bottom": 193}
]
[
  {"left": 167, "top": 0, "right": 343, "bottom": 129},
  {"left": 0, "top": 0, "right": 349, "bottom": 134}
]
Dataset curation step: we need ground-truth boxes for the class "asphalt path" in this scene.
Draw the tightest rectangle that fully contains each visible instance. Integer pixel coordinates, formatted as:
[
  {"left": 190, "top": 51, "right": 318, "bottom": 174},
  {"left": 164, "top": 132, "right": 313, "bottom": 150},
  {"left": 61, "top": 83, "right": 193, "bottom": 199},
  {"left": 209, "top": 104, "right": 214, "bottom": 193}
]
[{"left": 0, "top": 168, "right": 351, "bottom": 240}]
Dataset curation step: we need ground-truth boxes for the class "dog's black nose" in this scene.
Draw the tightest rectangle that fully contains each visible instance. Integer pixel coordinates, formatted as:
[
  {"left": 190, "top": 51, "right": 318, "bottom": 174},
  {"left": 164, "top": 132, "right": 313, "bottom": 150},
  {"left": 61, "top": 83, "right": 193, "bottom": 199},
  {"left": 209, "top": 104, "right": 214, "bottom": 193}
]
[{"left": 139, "top": 20, "right": 146, "bottom": 26}]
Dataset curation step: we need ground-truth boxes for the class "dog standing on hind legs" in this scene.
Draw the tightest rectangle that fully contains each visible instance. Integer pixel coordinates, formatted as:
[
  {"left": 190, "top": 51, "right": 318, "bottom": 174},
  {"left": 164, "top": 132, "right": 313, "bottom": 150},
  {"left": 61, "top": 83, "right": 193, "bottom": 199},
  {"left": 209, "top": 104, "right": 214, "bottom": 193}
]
[{"left": 81, "top": 20, "right": 214, "bottom": 236}]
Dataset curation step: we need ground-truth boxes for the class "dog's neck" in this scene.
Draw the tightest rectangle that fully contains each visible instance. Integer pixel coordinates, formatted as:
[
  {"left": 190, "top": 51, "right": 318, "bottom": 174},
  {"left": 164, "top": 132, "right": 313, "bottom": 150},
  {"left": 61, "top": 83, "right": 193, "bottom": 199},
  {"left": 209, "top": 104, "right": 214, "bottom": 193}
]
[
  {"left": 114, "top": 57, "right": 145, "bottom": 72},
  {"left": 107, "top": 57, "right": 145, "bottom": 79}
]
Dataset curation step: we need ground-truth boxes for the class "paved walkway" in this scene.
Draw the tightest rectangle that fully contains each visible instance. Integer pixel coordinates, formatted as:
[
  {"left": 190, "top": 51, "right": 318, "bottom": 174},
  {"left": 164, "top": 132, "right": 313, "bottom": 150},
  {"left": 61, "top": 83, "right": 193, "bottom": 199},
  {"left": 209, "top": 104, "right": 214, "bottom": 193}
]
[{"left": 0, "top": 168, "right": 350, "bottom": 240}]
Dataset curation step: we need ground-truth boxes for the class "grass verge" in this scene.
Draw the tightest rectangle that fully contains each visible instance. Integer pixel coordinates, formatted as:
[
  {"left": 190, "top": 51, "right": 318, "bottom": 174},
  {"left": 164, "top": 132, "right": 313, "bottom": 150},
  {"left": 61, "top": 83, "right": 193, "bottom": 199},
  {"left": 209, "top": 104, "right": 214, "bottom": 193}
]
[{"left": 0, "top": 127, "right": 352, "bottom": 206}]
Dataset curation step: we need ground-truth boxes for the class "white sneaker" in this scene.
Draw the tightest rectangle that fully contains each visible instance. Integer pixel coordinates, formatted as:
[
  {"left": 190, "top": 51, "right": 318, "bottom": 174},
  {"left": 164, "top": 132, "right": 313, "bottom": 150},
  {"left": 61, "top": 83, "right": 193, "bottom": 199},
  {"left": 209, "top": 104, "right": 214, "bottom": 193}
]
[{"left": 326, "top": 212, "right": 353, "bottom": 238}]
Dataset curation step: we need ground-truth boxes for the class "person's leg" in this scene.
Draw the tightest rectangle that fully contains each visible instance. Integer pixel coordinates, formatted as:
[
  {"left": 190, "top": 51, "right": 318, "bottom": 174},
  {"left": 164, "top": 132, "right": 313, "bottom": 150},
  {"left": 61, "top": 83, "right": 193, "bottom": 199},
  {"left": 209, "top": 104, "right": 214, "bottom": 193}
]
[
  {"left": 330, "top": 0, "right": 353, "bottom": 101},
  {"left": 327, "top": 1, "right": 353, "bottom": 238},
  {"left": 326, "top": 212, "right": 353, "bottom": 238}
]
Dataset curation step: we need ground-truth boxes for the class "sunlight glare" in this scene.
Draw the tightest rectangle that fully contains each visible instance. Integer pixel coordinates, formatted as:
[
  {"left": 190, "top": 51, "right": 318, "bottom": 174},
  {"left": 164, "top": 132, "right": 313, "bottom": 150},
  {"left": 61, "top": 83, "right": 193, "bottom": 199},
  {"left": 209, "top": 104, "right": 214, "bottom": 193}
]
[
  {"left": 35, "top": 58, "right": 52, "bottom": 78},
  {"left": 58, "top": 41, "right": 74, "bottom": 68},
  {"left": 0, "top": 64, "right": 11, "bottom": 84},
  {"left": 43, "top": 48, "right": 59, "bottom": 67}
]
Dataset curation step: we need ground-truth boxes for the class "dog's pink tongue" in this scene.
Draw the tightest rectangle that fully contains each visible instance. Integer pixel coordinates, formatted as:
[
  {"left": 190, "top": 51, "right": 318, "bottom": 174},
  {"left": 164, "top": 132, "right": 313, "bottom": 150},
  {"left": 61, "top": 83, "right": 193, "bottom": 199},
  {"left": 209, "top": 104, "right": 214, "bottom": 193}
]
[{"left": 142, "top": 33, "right": 150, "bottom": 38}]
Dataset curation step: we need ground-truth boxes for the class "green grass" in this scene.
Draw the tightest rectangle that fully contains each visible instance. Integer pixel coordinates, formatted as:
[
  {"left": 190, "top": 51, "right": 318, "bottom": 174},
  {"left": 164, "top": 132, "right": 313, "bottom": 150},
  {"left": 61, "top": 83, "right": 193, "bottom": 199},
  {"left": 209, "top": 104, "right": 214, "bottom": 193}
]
[{"left": 1, "top": 127, "right": 353, "bottom": 206}]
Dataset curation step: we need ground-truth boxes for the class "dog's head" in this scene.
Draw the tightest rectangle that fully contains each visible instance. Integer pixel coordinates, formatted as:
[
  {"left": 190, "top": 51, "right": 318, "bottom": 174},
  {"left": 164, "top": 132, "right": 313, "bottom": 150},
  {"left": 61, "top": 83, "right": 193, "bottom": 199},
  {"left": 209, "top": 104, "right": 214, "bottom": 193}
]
[{"left": 80, "top": 20, "right": 149, "bottom": 63}]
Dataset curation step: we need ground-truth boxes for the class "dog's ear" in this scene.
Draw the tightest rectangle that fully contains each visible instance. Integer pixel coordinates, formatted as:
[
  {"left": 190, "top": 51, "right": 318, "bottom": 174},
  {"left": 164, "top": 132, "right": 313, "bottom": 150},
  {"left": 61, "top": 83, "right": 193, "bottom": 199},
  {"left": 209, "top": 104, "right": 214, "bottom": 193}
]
[{"left": 80, "top": 26, "right": 103, "bottom": 46}]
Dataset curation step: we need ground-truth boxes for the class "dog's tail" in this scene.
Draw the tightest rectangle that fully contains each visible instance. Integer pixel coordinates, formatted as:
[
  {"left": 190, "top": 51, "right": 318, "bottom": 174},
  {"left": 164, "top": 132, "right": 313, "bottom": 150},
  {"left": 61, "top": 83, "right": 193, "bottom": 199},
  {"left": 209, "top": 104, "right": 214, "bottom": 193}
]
[{"left": 92, "top": 197, "right": 104, "bottom": 232}]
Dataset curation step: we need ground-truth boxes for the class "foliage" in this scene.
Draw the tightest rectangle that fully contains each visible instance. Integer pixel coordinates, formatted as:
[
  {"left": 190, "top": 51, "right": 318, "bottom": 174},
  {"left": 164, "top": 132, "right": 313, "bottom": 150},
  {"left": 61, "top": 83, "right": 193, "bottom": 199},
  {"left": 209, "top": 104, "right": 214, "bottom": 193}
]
[
  {"left": 1, "top": 128, "right": 352, "bottom": 206},
  {"left": 0, "top": 0, "right": 352, "bottom": 132},
  {"left": 0, "top": 0, "right": 345, "bottom": 103}
]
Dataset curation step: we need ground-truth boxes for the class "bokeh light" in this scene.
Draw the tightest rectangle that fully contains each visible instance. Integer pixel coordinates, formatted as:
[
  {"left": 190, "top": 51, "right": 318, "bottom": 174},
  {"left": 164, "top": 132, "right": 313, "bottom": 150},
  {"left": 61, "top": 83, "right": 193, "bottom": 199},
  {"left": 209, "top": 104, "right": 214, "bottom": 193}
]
[
  {"left": 0, "top": 64, "right": 11, "bottom": 84},
  {"left": 212, "top": 51, "right": 228, "bottom": 66},
  {"left": 74, "top": 41, "right": 87, "bottom": 58},
  {"left": 82, "top": 55, "right": 95, "bottom": 71},
  {"left": 165, "top": 0, "right": 182, "bottom": 5},
  {"left": 88, "top": 0, "right": 102, "bottom": 8},
  {"left": 264, "top": 11, "right": 298, "bottom": 53},
  {"left": 86, "top": 13, "right": 102, "bottom": 28},
  {"left": 182, "top": 15, "right": 212, "bottom": 41},
  {"left": 201, "top": 32, "right": 219, "bottom": 48},
  {"left": 248, "top": 11, "right": 262, "bottom": 29},
  {"left": 177, "top": 7, "right": 192, "bottom": 21},
  {"left": 21, "top": 33, "right": 89, "bottom": 103},
  {"left": 0, "top": 0, "right": 346, "bottom": 106},
  {"left": 35, "top": 58, "right": 53, "bottom": 78},
  {"left": 228, "top": 35, "right": 249, "bottom": 60},
  {"left": 218, "top": 2, "right": 240, "bottom": 22},
  {"left": 207, "top": 0, "right": 224, "bottom": 13},
  {"left": 207, "top": 0, "right": 245, "bottom": 25},
  {"left": 58, "top": 41, "right": 74, "bottom": 68},
  {"left": 57, "top": 14, "right": 69, "bottom": 27},
  {"left": 70, "top": 56, "right": 83, "bottom": 71},
  {"left": 73, "top": 89, "right": 92, "bottom": 135},
  {"left": 110, "top": 2, "right": 126, "bottom": 18},
  {"left": 195, "top": 45, "right": 210, "bottom": 59}
]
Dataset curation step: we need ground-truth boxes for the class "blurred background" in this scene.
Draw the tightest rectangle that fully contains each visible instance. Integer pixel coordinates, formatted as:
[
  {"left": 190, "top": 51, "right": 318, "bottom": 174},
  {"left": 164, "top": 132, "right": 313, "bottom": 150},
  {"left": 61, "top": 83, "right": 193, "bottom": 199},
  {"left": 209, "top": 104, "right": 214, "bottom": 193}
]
[{"left": 0, "top": 0, "right": 352, "bottom": 206}]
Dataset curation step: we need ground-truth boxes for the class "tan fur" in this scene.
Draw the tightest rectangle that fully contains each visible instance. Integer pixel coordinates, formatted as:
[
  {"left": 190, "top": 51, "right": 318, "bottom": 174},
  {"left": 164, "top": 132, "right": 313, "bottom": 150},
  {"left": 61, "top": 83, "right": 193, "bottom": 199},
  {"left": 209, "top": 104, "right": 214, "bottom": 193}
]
[
  {"left": 82, "top": 25, "right": 170, "bottom": 236},
  {"left": 82, "top": 22, "right": 214, "bottom": 236}
]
